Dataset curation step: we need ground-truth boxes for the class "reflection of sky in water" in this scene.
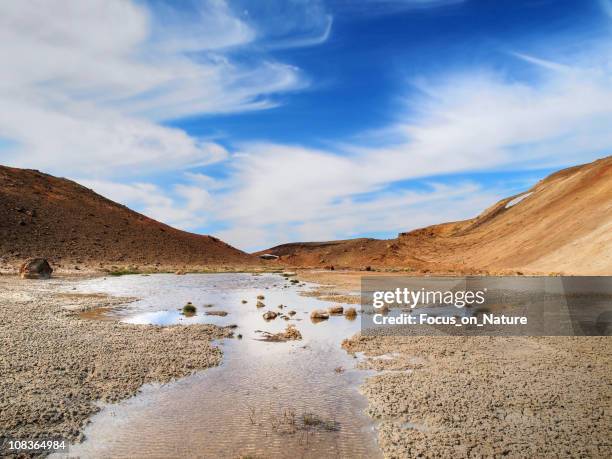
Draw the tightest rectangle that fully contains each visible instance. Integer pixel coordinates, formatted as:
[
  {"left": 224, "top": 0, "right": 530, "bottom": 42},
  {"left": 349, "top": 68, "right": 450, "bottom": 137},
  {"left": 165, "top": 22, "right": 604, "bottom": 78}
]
[
  {"left": 66, "top": 273, "right": 381, "bottom": 458},
  {"left": 73, "top": 272, "right": 364, "bottom": 357}
]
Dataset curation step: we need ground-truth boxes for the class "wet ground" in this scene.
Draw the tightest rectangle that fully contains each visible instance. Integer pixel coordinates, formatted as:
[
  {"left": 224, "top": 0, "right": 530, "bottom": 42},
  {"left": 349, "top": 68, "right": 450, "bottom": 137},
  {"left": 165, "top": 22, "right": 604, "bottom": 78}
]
[{"left": 55, "top": 273, "right": 381, "bottom": 459}]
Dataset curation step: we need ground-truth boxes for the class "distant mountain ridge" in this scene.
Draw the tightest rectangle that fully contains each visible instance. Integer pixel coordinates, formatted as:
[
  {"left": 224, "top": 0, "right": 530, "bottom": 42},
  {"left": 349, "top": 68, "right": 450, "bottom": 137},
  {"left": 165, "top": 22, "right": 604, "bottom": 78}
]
[
  {"left": 259, "top": 156, "right": 612, "bottom": 275},
  {"left": 0, "top": 166, "right": 259, "bottom": 273}
]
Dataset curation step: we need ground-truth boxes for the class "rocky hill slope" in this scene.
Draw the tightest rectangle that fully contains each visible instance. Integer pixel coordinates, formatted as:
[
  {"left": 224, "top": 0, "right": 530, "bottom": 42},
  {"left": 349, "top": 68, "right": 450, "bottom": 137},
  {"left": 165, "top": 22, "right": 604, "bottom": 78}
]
[
  {"left": 260, "top": 156, "right": 612, "bottom": 275},
  {"left": 0, "top": 166, "right": 259, "bottom": 273}
]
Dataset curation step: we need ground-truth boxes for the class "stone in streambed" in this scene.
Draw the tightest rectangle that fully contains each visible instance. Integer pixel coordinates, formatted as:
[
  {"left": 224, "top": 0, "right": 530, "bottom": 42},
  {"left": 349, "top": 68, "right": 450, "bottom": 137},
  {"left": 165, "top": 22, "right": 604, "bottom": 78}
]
[
  {"left": 19, "top": 258, "right": 53, "bottom": 279},
  {"left": 263, "top": 311, "right": 278, "bottom": 321},
  {"left": 310, "top": 309, "right": 329, "bottom": 320}
]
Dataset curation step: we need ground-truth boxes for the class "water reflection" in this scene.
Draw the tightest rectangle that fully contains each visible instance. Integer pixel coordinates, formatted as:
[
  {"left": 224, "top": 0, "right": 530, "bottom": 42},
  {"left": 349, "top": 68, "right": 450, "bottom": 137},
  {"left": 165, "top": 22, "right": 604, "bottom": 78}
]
[{"left": 62, "top": 273, "right": 380, "bottom": 459}]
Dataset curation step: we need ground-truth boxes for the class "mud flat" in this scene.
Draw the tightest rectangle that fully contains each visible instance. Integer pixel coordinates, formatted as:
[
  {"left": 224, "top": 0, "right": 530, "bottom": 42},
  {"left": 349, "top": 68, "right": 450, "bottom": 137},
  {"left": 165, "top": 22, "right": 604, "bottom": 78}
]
[
  {"left": 0, "top": 276, "right": 231, "bottom": 454},
  {"left": 299, "top": 270, "right": 612, "bottom": 458}
]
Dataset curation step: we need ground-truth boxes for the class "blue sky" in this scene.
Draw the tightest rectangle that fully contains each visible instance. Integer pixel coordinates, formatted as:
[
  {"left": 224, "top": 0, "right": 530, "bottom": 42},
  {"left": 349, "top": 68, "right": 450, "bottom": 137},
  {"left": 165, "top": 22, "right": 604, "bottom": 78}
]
[{"left": 1, "top": 0, "right": 612, "bottom": 250}]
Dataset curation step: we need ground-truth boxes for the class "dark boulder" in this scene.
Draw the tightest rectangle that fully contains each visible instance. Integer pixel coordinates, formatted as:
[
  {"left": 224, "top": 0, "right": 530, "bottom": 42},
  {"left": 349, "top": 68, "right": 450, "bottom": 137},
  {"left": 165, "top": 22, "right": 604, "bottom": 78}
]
[{"left": 19, "top": 258, "right": 53, "bottom": 279}]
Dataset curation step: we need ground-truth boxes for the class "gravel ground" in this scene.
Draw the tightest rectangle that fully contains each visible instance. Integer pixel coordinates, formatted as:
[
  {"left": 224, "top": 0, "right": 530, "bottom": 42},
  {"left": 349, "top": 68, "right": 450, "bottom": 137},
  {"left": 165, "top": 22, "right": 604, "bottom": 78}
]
[{"left": 0, "top": 276, "right": 232, "bottom": 456}]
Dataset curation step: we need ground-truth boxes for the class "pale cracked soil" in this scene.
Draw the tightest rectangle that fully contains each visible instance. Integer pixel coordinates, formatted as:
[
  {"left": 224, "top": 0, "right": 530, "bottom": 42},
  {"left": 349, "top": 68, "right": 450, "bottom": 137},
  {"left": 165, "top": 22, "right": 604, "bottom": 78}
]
[
  {"left": 0, "top": 276, "right": 232, "bottom": 457},
  {"left": 343, "top": 335, "right": 612, "bottom": 458},
  {"left": 305, "top": 270, "right": 612, "bottom": 458}
]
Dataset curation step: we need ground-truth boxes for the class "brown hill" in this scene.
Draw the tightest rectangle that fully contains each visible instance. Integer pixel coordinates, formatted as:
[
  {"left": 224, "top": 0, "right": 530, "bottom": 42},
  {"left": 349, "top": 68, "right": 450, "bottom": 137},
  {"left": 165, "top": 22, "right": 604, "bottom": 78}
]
[
  {"left": 0, "top": 166, "right": 260, "bottom": 273},
  {"left": 260, "top": 156, "right": 612, "bottom": 275}
]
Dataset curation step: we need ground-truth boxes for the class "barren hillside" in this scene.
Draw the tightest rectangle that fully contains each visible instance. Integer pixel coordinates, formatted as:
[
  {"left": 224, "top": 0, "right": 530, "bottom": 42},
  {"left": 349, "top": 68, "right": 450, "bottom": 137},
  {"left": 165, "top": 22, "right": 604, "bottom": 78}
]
[
  {"left": 260, "top": 156, "right": 612, "bottom": 275},
  {"left": 0, "top": 166, "right": 260, "bottom": 273}
]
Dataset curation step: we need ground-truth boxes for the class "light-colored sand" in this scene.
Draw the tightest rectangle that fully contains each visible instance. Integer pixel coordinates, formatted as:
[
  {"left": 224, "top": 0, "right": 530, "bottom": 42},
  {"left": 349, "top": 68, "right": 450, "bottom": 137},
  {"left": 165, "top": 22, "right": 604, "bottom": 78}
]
[{"left": 0, "top": 276, "right": 232, "bottom": 454}]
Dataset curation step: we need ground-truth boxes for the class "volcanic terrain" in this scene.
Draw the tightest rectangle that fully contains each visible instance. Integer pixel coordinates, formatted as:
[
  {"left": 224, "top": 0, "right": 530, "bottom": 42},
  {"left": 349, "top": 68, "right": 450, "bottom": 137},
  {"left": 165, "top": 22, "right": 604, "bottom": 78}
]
[
  {"left": 0, "top": 166, "right": 259, "bottom": 273},
  {"left": 260, "top": 156, "right": 612, "bottom": 275}
]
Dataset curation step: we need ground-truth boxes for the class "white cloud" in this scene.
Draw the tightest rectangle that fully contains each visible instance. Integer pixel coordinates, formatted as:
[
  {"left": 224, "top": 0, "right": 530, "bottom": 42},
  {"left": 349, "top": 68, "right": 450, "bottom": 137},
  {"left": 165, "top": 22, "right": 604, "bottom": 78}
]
[
  {"left": 240, "top": 0, "right": 333, "bottom": 49},
  {"left": 2, "top": 0, "right": 611, "bottom": 253},
  {"left": 53, "top": 39, "right": 612, "bottom": 251},
  {"left": 333, "top": 0, "right": 464, "bottom": 15},
  {"left": 215, "top": 181, "right": 501, "bottom": 249},
  {"left": 0, "top": 0, "right": 307, "bottom": 177},
  {"left": 209, "top": 43, "right": 612, "bottom": 249},
  {"left": 81, "top": 179, "right": 213, "bottom": 230}
]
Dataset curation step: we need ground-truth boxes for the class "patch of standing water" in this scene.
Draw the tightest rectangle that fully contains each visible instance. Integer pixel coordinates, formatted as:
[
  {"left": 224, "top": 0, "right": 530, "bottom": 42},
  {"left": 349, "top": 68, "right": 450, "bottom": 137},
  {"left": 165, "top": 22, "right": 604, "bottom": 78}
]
[{"left": 55, "top": 273, "right": 381, "bottom": 458}]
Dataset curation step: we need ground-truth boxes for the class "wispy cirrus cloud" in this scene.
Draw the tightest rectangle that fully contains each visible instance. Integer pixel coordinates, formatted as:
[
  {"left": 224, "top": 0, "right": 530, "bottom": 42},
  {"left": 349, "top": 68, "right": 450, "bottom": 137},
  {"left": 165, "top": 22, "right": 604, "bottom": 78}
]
[
  {"left": 330, "top": 0, "right": 464, "bottom": 15},
  {"left": 2, "top": 0, "right": 612, "bottom": 252},
  {"left": 208, "top": 42, "right": 612, "bottom": 249},
  {"left": 80, "top": 178, "right": 215, "bottom": 230},
  {"left": 81, "top": 33, "right": 612, "bottom": 250},
  {"left": 0, "top": 0, "right": 315, "bottom": 178}
]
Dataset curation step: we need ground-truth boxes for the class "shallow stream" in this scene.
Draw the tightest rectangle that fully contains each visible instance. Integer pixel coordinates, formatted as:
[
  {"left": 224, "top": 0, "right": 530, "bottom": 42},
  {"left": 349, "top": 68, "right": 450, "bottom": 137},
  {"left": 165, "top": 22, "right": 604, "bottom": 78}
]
[{"left": 55, "top": 273, "right": 381, "bottom": 458}]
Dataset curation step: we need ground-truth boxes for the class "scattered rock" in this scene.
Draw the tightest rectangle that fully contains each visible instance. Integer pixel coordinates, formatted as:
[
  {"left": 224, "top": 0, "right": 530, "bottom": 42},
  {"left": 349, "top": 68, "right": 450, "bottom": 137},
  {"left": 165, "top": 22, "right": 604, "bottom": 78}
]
[
  {"left": 258, "top": 325, "right": 302, "bottom": 342},
  {"left": 175, "top": 270, "right": 186, "bottom": 275},
  {"left": 241, "top": 299, "right": 248, "bottom": 304},
  {"left": 19, "top": 258, "right": 53, "bottom": 279},
  {"left": 263, "top": 311, "right": 278, "bottom": 321},
  {"left": 344, "top": 307, "right": 358, "bottom": 319},
  {"left": 328, "top": 305, "right": 344, "bottom": 315},
  {"left": 205, "top": 310, "right": 228, "bottom": 317},
  {"left": 288, "top": 310, "right": 297, "bottom": 316},
  {"left": 257, "top": 294, "right": 265, "bottom": 300},
  {"left": 182, "top": 302, "right": 197, "bottom": 315},
  {"left": 310, "top": 309, "right": 329, "bottom": 320},
  {"left": 256, "top": 301, "right": 265, "bottom": 308}
]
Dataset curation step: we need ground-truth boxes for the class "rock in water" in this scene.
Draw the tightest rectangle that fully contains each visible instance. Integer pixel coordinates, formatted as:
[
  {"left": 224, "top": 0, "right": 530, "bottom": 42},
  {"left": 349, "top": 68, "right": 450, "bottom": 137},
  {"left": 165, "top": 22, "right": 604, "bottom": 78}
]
[
  {"left": 310, "top": 309, "right": 329, "bottom": 320},
  {"left": 182, "top": 302, "right": 197, "bottom": 315},
  {"left": 263, "top": 311, "right": 278, "bottom": 320},
  {"left": 328, "top": 305, "right": 344, "bottom": 314},
  {"left": 19, "top": 258, "right": 53, "bottom": 279}
]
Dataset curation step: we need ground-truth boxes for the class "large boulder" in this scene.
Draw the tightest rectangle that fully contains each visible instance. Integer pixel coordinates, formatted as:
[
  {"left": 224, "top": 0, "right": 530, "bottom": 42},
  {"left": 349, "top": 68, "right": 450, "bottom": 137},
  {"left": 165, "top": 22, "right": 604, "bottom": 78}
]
[{"left": 19, "top": 258, "right": 53, "bottom": 279}]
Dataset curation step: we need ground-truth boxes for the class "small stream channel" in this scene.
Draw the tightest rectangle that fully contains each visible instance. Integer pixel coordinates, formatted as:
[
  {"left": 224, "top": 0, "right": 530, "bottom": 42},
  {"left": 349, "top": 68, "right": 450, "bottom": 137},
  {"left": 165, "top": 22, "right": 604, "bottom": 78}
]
[{"left": 54, "top": 273, "right": 381, "bottom": 459}]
